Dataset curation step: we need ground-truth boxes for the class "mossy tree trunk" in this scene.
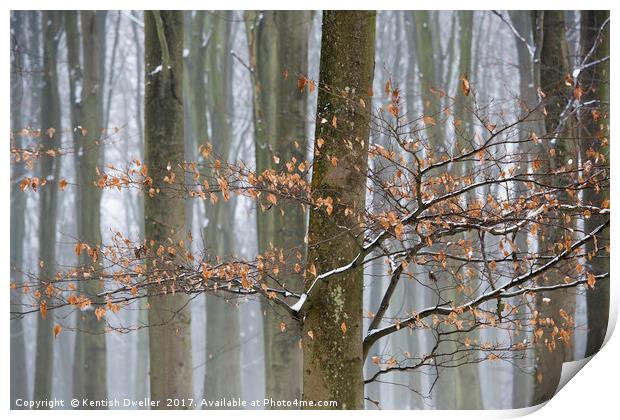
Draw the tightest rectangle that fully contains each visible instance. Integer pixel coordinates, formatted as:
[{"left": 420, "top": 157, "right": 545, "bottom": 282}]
[
  {"left": 580, "top": 10, "right": 610, "bottom": 358},
  {"left": 533, "top": 10, "right": 575, "bottom": 405},
  {"left": 302, "top": 11, "right": 376, "bottom": 410},
  {"left": 144, "top": 10, "right": 194, "bottom": 406},
  {"left": 245, "top": 10, "right": 310, "bottom": 405}
]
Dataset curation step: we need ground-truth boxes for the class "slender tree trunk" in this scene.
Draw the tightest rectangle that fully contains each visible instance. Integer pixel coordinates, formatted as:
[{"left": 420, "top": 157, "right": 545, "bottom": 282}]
[
  {"left": 182, "top": 11, "right": 206, "bottom": 245},
  {"left": 533, "top": 10, "right": 575, "bottom": 405},
  {"left": 245, "top": 10, "right": 310, "bottom": 405},
  {"left": 452, "top": 10, "right": 483, "bottom": 410},
  {"left": 144, "top": 10, "right": 194, "bottom": 406},
  {"left": 129, "top": 12, "right": 149, "bottom": 403},
  {"left": 103, "top": 11, "right": 121, "bottom": 132},
  {"left": 508, "top": 10, "right": 540, "bottom": 409},
  {"left": 62, "top": 10, "right": 82, "bottom": 401},
  {"left": 70, "top": 11, "right": 109, "bottom": 405},
  {"left": 10, "top": 10, "right": 28, "bottom": 408},
  {"left": 411, "top": 9, "right": 442, "bottom": 151},
  {"left": 580, "top": 10, "right": 610, "bottom": 357},
  {"left": 202, "top": 12, "right": 241, "bottom": 404},
  {"left": 131, "top": 11, "right": 144, "bottom": 144},
  {"left": 302, "top": 11, "right": 376, "bottom": 410},
  {"left": 33, "top": 11, "right": 62, "bottom": 406}
]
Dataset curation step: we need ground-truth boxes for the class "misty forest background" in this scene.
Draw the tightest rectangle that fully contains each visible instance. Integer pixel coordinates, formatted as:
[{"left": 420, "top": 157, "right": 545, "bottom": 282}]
[{"left": 10, "top": 10, "right": 609, "bottom": 410}]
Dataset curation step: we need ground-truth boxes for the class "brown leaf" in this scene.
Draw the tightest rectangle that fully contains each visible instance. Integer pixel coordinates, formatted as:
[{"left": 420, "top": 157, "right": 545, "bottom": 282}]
[
  {"left": 40, "top": 300, "right": 48, "bottom": 319},
  {"left": 460, "top": 75, "right": 471, "bottom": 96},
  {"left": 423, "top": 116, "right": 436, "bottom": 126},
  {"left": 94, "top": 306, "right": 106, "bottom": 321},
  {"left": 308, "top": 263, "right": 317, "bottom": 278},
  {"left": 297, "top": 75, "right": 308, "bottom": 92},
  {"left": 308, "top": 79, "right": 316, "bottom": 93},
  {"left": 53, "top": 323, "right": 62, "bottom": 339},
  {"left": 574, "top": 86, "right": 584, "bottom": 101}
]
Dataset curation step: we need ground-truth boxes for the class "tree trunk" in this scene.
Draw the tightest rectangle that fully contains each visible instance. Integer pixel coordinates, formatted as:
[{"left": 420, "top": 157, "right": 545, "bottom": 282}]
[
  {"left": 33, "top": 11, "right": 62, "bottom": 406},
  {"left": 508, "top": 10, "right": 540, "bottom": 409},
  {"left": 302, "top": 11, "right": 376, "bottom": 410},
  {"left": 452, "top": 10, "right": 483, "bottom": 410},
  {"left": 580, "top": 10, "right": 610, "bottom": 358},
  {"left": 129, "top": 12, "right": 149, "bottom": 403},
  {"left": 144, "top": 10, "right": 194, "bottom": 406},
  {"left": 199, "top": 12, "right": 242, "bottom": 404},
  {"left": 10, "top": 10, "right": 28, "bottom": 408},
  {"left": 67, "top": 11, "right": 109, "bottom": 404},
  {"left": 245, "top": 10, "right": 310, "bottom": 405},
  {"left": 533, "top": 10, "right": 575, "bottom": 405}
]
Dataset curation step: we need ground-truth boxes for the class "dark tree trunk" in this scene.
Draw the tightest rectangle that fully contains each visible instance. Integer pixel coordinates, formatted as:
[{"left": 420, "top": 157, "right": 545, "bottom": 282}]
[
  {"left": 144, "top": 10, "right": 194, "bottom": 406},
  {"left": 533, "top": 10, "right": 575, "bottom": 405},
  {"left": 580, "top": 10, "right": 610, "bottom": 358},
  {"left": 301, "top": 11, "right": 376, "bottom": 410}
]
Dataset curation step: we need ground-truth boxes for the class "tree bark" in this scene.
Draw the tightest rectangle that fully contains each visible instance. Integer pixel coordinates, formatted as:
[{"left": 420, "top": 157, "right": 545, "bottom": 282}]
[
  {"left": 508, "top": 10, "right": 540, "bottom": 409},
  {"left": 245, "top": 10, "right": 310, "bottom": 405},
  {"left": 451, "top": 10, "right": 484, "bottom": 410},
  {"left": 68, "top": 11, "right": 109, "bottom": 404},
  {"left": 144, "top": 10, "right": 194, "bottom": 406},
  {"left": 533, "top": 10, "right": 575, "bottom": 405},
  {"left": 200, "top": 11, "right": 242, "bottom": 405},
  {"left": 580, "top": 10, "right": 610, "bottom": 358},
  {"left": 302, "top": 11, "right": 376, "bottom": 410},
  {"left": 10, "top": 10, "right": 28, "bottom": 408},
  {"left": 33, "top": 11, "right": 62, "bottom": 406}
]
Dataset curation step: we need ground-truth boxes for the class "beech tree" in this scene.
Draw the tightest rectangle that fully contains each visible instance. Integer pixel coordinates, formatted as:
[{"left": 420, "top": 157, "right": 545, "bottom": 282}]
[
  {"left": 67, "top": 11, "right": 109, "bottom": 403},
  {"left": 300, "top": 10, "right": 377, "bottom": 409},
  {"left": 143, "top": 10, "right": 194, "bottom": 406},
  {"left": 579, "top": 10, "right": 610, "bottom": 358},
  {"left": 33, "top": 11, "right": 62, "bottom": 405},
  {"left": 245, "top": 10, "right": 311, "bottom": 404},
  {"left": 10, "top": 10, "right": 28, "bottom": 408}
]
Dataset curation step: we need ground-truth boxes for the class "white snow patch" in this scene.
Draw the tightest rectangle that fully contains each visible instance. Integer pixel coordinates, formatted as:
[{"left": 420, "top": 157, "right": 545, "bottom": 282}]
[
  {"left": 290, "top": 293, "right": 307, "bottom": 312},
  {"left": 149, "top": 65, "right": 162, "bottom": 76}
]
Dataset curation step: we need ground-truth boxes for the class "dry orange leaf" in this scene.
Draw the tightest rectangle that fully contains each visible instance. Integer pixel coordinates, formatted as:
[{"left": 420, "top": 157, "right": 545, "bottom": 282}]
[
  {"left": 460, "top": 75, "right": 471, "bottom": 96},
  {"left": 40, "top": 300, "right": 48, "bottom": 320},
  {"left": 423, "top": 116, "right": 436, "bottom": 126},
  {"left": 53, "top": 324, "right": 62, "bottom": 339},
  {"left": 297, "top": 75, "right": 308, "bottom": 92}
]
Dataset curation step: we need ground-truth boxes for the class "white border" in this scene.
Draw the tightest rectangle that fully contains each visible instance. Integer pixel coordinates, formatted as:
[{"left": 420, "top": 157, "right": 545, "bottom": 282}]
[{"left": 2, "top": 2, "right": 618, "bottom": 419}]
